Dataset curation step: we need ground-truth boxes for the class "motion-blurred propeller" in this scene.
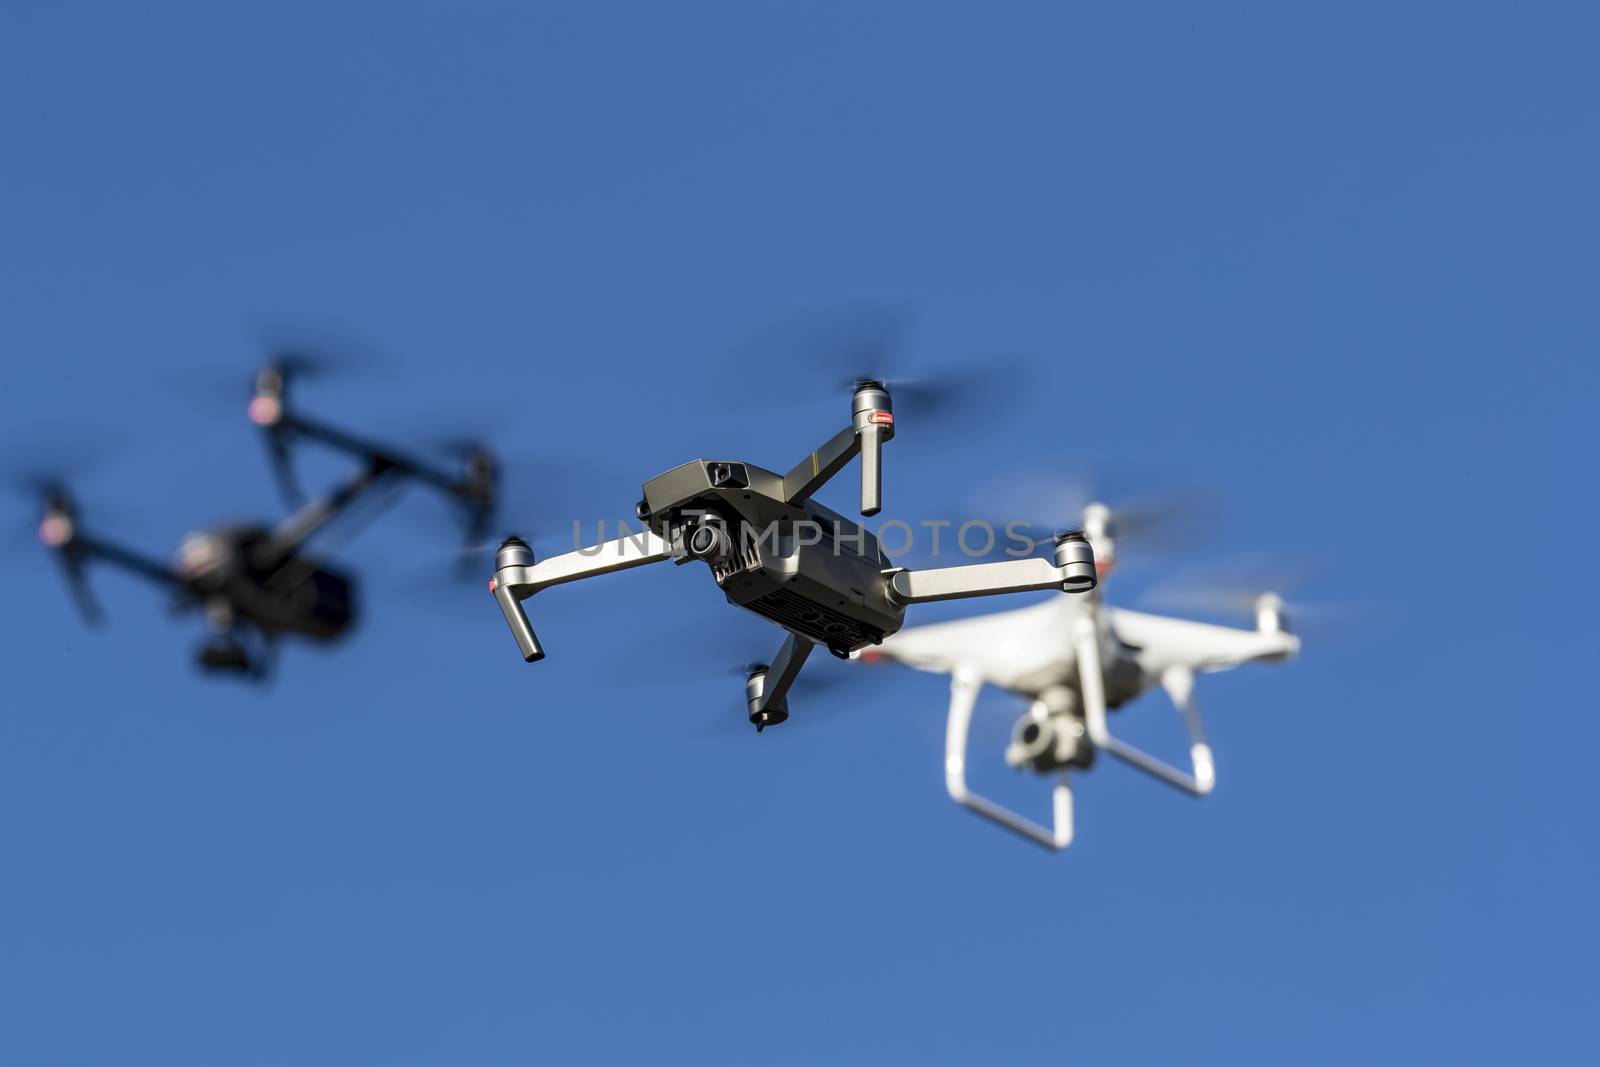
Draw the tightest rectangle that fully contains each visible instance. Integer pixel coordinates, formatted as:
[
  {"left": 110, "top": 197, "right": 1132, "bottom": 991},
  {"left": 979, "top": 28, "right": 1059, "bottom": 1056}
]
[
  {"left": 612, "top": 606, "right": 877, "bottom": 736},
  {"left": 1135, "top": 553, "right": 1351, "bottom": 636},
  {"left": 965, "top": 467, "right": 1224, "bottom": 560},
  {"left": 714, "top": 305, "right": 1031, "bottom": 431}
]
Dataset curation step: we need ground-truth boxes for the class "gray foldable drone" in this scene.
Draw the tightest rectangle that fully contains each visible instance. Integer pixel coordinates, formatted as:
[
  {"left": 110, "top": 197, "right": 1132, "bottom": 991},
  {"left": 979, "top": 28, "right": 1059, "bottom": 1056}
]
[{"left": 491, "top": 379, "right": 1098, "bottom": 729}]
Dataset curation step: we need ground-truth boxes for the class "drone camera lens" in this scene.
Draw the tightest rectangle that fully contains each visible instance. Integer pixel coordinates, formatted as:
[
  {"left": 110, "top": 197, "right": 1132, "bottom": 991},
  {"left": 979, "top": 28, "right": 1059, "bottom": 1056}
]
[{"left": 687, "top": 523, "right": 723, "bottom": 558}]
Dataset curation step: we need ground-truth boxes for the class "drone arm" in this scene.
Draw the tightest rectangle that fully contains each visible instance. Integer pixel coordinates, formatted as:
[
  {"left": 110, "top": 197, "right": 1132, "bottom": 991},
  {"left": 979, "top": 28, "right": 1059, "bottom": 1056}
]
[
  {"left": 492, "top": 532, "right": 674, "bottom": 662},
  {"left": 277, "top": 412, "right": 471, "bottom": 500},
  {"left": 753, "top": 632, "right": 814, "bottom": 717},
  {"left": 1074, "top": 617, "right": 1214, "bottom": 796},
  {"left": 71, "top": 536, "right": 183, "bottom": 590},
  {"left": 944, "top": 669, "right": 1075, "bottom": 850},
  {"left": 782, "top": 426, "right": 861, "bottom": 507},
  {"left": 888, "top": 556, "right": 1089, "bottom": 605},
  {"left": 46, "top": 535, "right": 185, "bottom": 626},
  {"left": 264, "top": 461, "right": 395, "bottom": 558}
]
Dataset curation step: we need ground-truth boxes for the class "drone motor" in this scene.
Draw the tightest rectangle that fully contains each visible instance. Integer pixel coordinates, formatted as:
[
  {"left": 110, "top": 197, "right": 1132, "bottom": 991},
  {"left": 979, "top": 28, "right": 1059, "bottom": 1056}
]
[{"left": 744, "top": 665, "right": 788, "bottom": 731}]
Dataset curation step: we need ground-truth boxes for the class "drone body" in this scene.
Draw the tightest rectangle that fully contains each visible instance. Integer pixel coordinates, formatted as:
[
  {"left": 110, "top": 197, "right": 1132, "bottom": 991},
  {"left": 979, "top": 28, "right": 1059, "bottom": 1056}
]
[
  {"left": 862, "top": 503, "right": 1300, "bottom": 850},
  {"left": 174, "top": 524, "right": 357, "bottom": 638},
  {"left": 492, "top": 380, "right": 1099, "bottom": 729},
  {"left": 636, "top": 459, "right": 902, "bottom": 655},
  {"left": 36, "top": 362, "right": 495, "bottom": 680}
]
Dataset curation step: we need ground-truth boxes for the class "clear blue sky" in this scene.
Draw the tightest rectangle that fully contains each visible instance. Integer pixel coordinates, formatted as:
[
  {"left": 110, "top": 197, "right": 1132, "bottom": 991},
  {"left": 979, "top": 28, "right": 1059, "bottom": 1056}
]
[{"left": 2, "top": 2, "right": 1595, "bottom": 1063}]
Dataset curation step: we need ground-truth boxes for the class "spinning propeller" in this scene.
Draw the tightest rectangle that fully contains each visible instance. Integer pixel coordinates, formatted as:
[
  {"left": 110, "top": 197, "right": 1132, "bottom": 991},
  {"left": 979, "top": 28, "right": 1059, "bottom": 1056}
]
[
  {"left": 1135, "top": 553, "right": 1348, "bottom": 639},
  {"left": 420, "top": 436, "right": 500, "bottom": 575},
  {"left": 717, "top": 305, "right": 1031, "bottom": 431},
  {"left": 964, "top": 468, "right": 1224, "bottom": 569},
  {"left": 613, "top": 607, "right": 869, "bottom": 735}
]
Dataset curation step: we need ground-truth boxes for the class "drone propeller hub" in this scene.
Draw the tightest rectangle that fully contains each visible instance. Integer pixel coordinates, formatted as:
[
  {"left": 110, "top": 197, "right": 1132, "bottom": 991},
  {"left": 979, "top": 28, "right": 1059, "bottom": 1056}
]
[
  {"left": 495, "top": 536, "right": 535, "bottom": 570},
  {"left": 1255, "top": 592, "right": 1288, "bottom": 635},
  {"left": 850, "top": 380, "right": 895, "bottom": 436}
]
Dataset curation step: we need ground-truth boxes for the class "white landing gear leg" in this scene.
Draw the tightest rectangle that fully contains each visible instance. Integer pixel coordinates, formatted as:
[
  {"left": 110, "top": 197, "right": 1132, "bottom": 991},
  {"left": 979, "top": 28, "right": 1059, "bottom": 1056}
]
[
  {"left": 944, "top": 669, "right": 1075, "bottom": 851},
  {"left": 1074, "top": 618, "right": 1215, "bottom": 796}
]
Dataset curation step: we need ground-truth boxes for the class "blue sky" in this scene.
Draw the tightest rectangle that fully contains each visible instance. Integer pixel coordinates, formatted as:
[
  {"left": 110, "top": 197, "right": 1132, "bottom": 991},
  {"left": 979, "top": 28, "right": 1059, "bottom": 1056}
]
[{"left": 2, "top": 2, "right": 1595, "bottom": 1062}]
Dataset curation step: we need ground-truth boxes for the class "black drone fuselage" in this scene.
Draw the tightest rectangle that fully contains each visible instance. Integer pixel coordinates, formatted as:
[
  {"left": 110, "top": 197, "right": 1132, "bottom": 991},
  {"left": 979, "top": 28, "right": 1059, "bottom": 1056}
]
[
  {"left": 177, "top": 524, "right": 356, "bottom": 641},
  {"left": 639, "top": 458, "right": 904, "bottom": 656}
]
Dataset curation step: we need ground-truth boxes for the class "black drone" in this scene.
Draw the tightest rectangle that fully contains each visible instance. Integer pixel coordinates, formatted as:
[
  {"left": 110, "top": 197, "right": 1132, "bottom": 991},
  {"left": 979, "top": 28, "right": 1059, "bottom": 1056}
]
[{"left": 35, "top": 361, "right": 496, "bottom": 680}]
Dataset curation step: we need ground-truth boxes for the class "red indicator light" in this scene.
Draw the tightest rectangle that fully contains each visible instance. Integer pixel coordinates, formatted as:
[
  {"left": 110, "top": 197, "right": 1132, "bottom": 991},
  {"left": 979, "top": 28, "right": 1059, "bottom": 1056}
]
[
  {"left": 248, "top": 395, "right": 282, "bottom": 426},
  {"left": 868, "top": 411, "right": 894, "bottom": 426},
  {"left": 488, "top": 578, "right": 498, "bottom": 593},
  {"left": 38, "top": 515, "right": 69, "bottom": 546}
]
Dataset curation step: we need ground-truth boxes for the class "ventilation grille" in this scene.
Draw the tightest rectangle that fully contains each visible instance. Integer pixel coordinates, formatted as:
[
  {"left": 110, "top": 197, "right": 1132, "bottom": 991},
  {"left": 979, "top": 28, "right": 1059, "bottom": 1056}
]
[{"left": 748, "top": 587, "right": 877, "bottom": 648}]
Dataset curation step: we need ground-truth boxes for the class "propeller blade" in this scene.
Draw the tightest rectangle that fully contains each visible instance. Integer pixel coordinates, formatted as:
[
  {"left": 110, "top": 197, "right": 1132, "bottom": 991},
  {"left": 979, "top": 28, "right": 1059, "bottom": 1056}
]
[
  {"left": 609, "top": 601, "right": 875, "bottom": 734},
  {"left": 1133, "top": 553, "right": 1356, "bottom": 636},
  {"left": 1, "top": 432, "right": 127, "bottom": 497},
  {"left": 160, "top": 329, "right": 375, "bottom": 413},
  {"left": 709, "top": 306, "right": 1034, "bottom": 432},
  {"left": 966, "top": 467, "right": 1224, "bottom": 558},
  {"left": 428, "top": 441, "right": 499, "bottom": 576}
]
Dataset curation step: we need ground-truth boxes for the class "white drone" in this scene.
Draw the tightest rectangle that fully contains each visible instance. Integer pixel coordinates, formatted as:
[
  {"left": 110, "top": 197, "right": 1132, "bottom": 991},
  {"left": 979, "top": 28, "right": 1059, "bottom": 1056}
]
[{"left": 858, "top": 502, "right": 1300, "bottom": 851}]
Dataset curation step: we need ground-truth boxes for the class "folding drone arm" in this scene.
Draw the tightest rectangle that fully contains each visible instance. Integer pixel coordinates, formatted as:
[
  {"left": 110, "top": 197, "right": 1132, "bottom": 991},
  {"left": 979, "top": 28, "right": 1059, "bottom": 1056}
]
[
  {"left": 888, "top": 536, "right": 1098, "bottom": 605},
  {"left": 491, "top": 532, "right": 674, "bottom": 662},
  {"left": 746, "top": 632, "right": 816, "bottom": 729},
  {"left": 780, "top": 381, "right": 894, "bottom": 517},
  {"left": 944, "top": 669, "right": 1075, "bottom": 850},
  {"left": 782, "top": 426, "right": 861, "bottom": 508},
  {"left": 1073, "top": 616, "right": 1215, "bottom": 796}
]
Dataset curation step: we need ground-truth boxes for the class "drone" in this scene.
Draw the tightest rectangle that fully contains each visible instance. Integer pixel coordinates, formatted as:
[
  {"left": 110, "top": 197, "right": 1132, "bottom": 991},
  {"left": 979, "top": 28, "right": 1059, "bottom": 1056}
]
[
  {"left": 34, "top": 361, "right": 497, "bottom": 680},
  {"left": 859, "top": 501, "right": 1301, "bottom": 850},
  {"left": 491, "top": 379, "right": 1100, "bottom": 727}
]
